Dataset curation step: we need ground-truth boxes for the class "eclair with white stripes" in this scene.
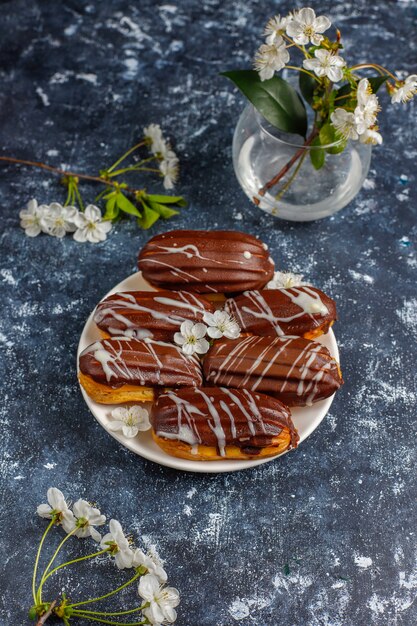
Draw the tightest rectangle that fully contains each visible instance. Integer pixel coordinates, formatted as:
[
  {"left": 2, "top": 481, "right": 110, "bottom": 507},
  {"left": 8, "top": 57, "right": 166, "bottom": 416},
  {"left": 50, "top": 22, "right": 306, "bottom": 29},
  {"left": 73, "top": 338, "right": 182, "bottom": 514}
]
[
  {"left": 78, "top": 337, "right": 202, "bottom": 404},
  {"left": 94, "top": 290, "right": 215, "bottom": 341},
  {"left": 138, "top": 229, "right": 275, "bottom": 294},
  {"left": 225, "top": 286, "right": 337, "bottom": 339},
  {"left": 151, "top": 387, "right": 299, "bottom": 460},
  {"left": 203, "top": 336, "right": 343, "bottom": 407}
]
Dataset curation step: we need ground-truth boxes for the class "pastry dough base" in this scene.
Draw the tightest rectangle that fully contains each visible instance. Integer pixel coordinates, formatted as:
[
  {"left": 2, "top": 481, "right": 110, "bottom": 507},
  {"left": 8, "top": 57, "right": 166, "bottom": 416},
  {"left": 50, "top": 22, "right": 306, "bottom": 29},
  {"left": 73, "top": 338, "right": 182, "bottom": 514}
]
[
  {"left": 152, "top": 430, "right": 292, "bottom": 461},
  {"left": 79, "top": 372, "right": 154, "bottom": 404}
]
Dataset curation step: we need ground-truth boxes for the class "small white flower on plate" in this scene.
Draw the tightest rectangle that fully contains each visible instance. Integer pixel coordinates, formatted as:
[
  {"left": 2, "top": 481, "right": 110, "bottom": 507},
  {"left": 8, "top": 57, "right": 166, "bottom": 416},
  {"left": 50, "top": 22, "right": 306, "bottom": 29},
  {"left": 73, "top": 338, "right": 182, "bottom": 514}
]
[
  {"left": 132, "top": 548, "right": 167, "bottom": 583},
  {"left": 266, "top": 271, "right": 307, "bottom": 289},
  {"left": 264, "top": 15, "right": 289, "bottom": 44},
  {"left": 37, "top": 487, "right": 75, "bottom": 529},
  {"left": 41, "top": 202, "right": 78, "bottom": 238},
  {"left": 303, "top": 49, "right": 345, "bottom": 83},
  {"left": 254, "top": 38, "right": 290, "bottom": 81},
  {"left": 73, "top": 204, "right": 112, "bottom": 243},
  {"left": 203, "top": 310, "right": 241, "bottom": 340},
  {"left": 160, "top": 156, "right": 179, "bottom": 190},
  {"left": 391, "top": 74, "right": 417, "bottom": 104},
  {"left": 174, "top": 320, "right": 209, "bottom": 356},
  {"left": 100, "top": 519, "right": 134, "bottom": 569},
  {"left": 286, "top": 7, "right": 331, "bottom": 46},
  {"left": 109, "top": 406, "right": 151, "bottom": 438},
  {"left": 65, "top": 498, "right": 107, "bottom": 541},
  {"left": 330, "top": 108, "right": 359, "bottom": 141},
  {"left": 19, "top": 199, "right": 48, "bottom": 237},
  {"left": 138, "top": 574, "right": 180, "bottom": 625}
]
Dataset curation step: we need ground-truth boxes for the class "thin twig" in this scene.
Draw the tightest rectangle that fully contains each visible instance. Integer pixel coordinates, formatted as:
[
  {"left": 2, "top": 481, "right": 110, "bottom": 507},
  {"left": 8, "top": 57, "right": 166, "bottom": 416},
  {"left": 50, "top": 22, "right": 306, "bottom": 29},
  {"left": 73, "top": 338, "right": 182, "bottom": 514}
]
[
  {"left": 35, "top": 600, "right": 57, "bottom": 626},
  {"left": 0, "top": 156, "right": 140, "bottom": 194},
  {"left": 255, "top": 128, "right": 319, "bottom": 202}
]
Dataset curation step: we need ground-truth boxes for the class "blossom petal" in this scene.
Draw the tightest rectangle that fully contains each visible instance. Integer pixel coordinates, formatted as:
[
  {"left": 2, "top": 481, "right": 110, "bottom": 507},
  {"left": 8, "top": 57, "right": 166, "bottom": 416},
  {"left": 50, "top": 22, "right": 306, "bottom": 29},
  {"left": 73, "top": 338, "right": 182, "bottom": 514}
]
[
  {"left": 122, "top": 425, "right": 139, "bottom": 438},
  {"left": 37, "top": 504, "right": 53, "bottom": 518},
  {"left": 73, "top": 228, "right": 88, "bottom": 243},
  {"left": 313, "top": 15, "right": 331, "bottom": 32},
  {"left": 138, "top": 573, "right": 160, "bottom": 601},
  {"left": 194, "top": 338, "right": 210, "bottom": 354},
  {"left": 192, "top": 323, "right": 208, "bottom": 339}
]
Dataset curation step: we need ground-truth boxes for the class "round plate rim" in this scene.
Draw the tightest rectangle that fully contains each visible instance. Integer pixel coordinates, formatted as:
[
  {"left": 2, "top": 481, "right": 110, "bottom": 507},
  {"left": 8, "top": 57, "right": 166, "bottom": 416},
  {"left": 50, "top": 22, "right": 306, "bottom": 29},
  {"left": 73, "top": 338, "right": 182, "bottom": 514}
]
[{"left": 77, "top": 271, "right": 339, "bottom": 474}]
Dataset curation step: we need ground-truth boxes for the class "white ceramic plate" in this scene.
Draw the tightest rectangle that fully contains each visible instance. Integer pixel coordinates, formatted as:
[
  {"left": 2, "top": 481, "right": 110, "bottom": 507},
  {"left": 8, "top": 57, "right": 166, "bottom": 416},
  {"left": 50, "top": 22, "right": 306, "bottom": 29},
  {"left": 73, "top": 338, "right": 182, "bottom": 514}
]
[{"left": 77, "top": 272, "right": 340, "bottom": 473}]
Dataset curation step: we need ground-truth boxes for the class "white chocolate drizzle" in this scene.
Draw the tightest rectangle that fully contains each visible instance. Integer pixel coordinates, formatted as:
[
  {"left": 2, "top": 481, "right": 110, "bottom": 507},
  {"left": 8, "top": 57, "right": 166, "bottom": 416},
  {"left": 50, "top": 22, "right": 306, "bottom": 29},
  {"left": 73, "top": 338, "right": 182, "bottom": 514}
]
[
  {"left": 226, "top": 287, "right": 330, "bottom": 337},
  {"left": 80, "top": 337, "right": 200, "bottom": 385},
  {"left": 206, "top": 336, "right": 338, "bottom": 405},
  {"left": 94, "top": 291, "right": 211, "bottom": 336}
]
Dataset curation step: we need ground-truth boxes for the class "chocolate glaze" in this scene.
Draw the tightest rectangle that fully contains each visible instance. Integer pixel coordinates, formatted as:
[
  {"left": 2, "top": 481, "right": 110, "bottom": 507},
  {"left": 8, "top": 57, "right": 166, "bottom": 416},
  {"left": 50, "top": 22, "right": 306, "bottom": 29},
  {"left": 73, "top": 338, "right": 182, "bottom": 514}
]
[
  {"left": 151, "top": 386, "right": 299, "bottom": 456},
  {"left": 79, "top": 337, "right": 202, "bottom": 388},
  {"left": 203, "top": 336, "right": 343, "bottom": 406},
  {"left": 225, "top": 287, "right": 337, "bottom": 337},
  {"left": 94, "top": 290, "right": 215, "bottom": 341},
  {"left": 138, "top": 229, "right": 275, "bottom": 293}
]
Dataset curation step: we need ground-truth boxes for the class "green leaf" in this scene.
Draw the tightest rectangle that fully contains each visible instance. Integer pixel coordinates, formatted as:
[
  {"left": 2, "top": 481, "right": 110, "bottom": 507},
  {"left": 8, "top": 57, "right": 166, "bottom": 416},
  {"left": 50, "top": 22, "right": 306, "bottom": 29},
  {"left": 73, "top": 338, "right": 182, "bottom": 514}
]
[
  {"left": 148, "top": 200, "right": 180, "bottom": 219},
  {"left": 28, "top": 607, "right": 37, "bottom": 620},
  {"left": 310, "top": 137, "right": 325, "bottom": 170},
  {"left": 116, "top": 192, "right": 142, "bottom": 217},
  {"left": 222, "top": 70, "right": 308, "bottom": 137},
  {"left": 103, "top": 194, "right": 119, "bottom": 221},
  {"left": 147, "top": 194, "right": 187, "bottom": 207},
  {"left": 299, "top": 72, "right": 318, "bottom": 105},
  {"left": 319, "top": 123, "right": 346, "bottom": 154},
  {"left": 137, "top": 205, "right": 160, "bottom": 230},
  {"left": 368, "top": 75, "right": 390, "bottom": 93}
]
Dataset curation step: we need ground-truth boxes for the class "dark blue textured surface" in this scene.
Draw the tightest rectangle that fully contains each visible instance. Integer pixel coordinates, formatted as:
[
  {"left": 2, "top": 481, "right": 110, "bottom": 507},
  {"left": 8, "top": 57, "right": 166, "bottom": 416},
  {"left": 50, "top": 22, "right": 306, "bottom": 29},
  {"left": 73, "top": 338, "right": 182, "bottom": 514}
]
[{"left": 1, "top": 1, "right": 416, "bottom": 624}]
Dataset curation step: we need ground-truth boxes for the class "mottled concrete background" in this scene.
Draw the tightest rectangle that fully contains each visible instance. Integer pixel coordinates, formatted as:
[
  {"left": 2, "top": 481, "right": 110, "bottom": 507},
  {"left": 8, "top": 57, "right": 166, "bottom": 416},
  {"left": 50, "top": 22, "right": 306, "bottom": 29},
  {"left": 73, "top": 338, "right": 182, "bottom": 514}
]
[{"left": 0, "top": 1, "right": 416, "bottom": 624}]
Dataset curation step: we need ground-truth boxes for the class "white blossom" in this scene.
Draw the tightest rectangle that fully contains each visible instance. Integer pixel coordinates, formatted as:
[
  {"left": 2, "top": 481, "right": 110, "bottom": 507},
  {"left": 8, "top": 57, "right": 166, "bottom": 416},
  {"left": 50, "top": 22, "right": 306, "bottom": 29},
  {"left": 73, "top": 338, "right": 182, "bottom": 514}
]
[
  {"left": 160, "top": 156, "right": 179, "bottom": 190},
  {"left": 303, "top": 49, "right": 345, "bottom": 83},
  {"left": 100, "top": 519, "right": 134, "bottom": 569},
  {"left": 203, "top": 310, "right": 240, "bottom": 340},
  {"left": 73, "top": 204, "right": 112, "bottom": 243},
  {"left": 266, "top": 271, "right": 307, "bottom": 289},
  {"left": 144, "top": 124, "right": 166, "bottom": 155},
  {"left": 330, "top": 108, "right": 359, "bottom": 141},
  {"left": 264, "top": 15, "right": 289, "bottom": 44},
  {"left": 174, "top": 320, "right": 209, "bottom": 356},
  {"left": 132, "top": 548, "right": 167, "bottom": 583},
  {"left": 138, "top": 574, "right": 179, "bottom": 625},
  {"left": 354, "top": 78, "right": 380, "bottom": 134},
  {"left": 37, "top": 487, "right": 75, "bottom": 529},
  {"left": 359, "top": 128, "right": 383, "bottom": 145},
  {"left": 109, "top": 406, "right": 151, "bottom": 438},
  {"left": 391, "top": 74, "right": 417, "bottom": 104},
  {"left": 254, "top": 38, "right": 290, "bottom": 81},
  {"left": 19, "top": 199, "right": 48, "bottom": 237},
  {"left": 64, "top": 499, "right": 107, "bottom": 541},
  {"left": 286, "top": 7, "right": 331, "bottom": 46},
  {"left": 41, "top": 203, "right": 78, "bottom": 238}
]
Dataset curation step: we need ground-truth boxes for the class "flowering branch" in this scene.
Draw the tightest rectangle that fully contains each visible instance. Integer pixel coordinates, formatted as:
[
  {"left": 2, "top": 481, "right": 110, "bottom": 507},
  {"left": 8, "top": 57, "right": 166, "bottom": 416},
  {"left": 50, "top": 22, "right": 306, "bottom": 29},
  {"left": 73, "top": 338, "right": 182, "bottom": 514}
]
[
  {"left": 223, "top": 6, "right": 416, "bottom": 202},
  {"left": 6, "top": 124, "right": 186, "bottom": 243},
  {"left": 30, "top": 488, "right": 180, "bottom": 625}
]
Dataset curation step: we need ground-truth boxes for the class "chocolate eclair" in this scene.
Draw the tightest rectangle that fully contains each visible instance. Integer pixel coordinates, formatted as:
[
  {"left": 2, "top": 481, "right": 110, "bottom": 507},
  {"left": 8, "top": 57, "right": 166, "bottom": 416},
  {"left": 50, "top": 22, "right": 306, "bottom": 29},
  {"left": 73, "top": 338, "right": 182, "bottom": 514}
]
[
  {"left": 203, "top": 336, "right": 343, "bottom": 407},
  {"left": 225, "top": 286, "right": 336, "bottom": 339},
  {"left": 94, "top": 290, "right": 215, "bottom": 341},
  {"left": 151, "top": 386, "right": 299, "bottom": 460},
  {"left": 78, "top": 337, "right": 202, "bottom": 404},
  {"left": 138, "top": 229, "right": 275, "bottom": 294}
]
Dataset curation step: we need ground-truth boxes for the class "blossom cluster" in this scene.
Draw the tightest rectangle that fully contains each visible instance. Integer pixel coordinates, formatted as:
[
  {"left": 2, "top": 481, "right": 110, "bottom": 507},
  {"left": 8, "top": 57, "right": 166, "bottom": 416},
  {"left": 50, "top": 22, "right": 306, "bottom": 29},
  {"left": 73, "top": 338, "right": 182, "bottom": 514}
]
[
  {"left": 174, "top": 310, "right": 241, "bottom": 356},
  {"left": 144, "top": 123, "right": 179, "bottom": 190},
  {"left": 20, "top": 199, "right": 111, "bottom": 243},
  {"left": 266, "top": 270, "right": 307, "bottom": 290},
  {"left": 331, "top": 78, "right": 382, "bottom": 145},
  {"left": 253, "top": 7, "right": 417, "bottom": 147},
  {"left": 109, "top": 405, "right": 151, "bottom": 439},
  {"left": 37, "top": 487, "right": 179, "bottom": 625}
]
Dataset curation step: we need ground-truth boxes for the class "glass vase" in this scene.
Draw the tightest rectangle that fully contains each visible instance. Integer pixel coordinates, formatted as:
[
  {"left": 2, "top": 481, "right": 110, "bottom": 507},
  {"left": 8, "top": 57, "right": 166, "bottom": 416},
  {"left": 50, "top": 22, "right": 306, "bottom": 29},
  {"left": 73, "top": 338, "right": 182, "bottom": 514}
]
[{"left": 232, "top": 105, "right": 372, "bottom": 222}]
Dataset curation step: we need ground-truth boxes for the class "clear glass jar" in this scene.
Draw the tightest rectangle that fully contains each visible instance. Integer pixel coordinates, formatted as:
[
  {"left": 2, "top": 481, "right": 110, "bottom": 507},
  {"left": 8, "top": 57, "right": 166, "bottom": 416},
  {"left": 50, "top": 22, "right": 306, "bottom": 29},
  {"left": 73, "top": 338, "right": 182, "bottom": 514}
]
[{"left": 232, "top": 105, "right": 372, "bottom": 222}]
